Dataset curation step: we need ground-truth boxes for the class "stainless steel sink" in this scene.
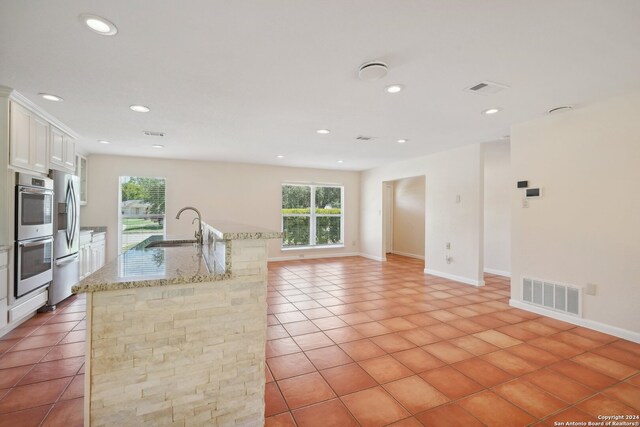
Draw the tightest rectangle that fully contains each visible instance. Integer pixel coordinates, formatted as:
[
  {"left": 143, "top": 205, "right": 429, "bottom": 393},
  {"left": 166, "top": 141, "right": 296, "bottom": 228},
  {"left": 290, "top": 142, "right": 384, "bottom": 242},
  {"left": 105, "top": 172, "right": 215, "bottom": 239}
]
[{"left": 145, "top": 239, "right": 198, "bottom": 248}]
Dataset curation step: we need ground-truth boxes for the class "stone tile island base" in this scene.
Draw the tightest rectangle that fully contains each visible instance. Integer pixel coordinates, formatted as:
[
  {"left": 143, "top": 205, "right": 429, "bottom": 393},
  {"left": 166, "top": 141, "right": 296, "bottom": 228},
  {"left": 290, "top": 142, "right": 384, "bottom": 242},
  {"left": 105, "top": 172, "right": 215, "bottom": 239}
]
[{"left": 83, "top": 237, "right": 273, "bottom": 426}]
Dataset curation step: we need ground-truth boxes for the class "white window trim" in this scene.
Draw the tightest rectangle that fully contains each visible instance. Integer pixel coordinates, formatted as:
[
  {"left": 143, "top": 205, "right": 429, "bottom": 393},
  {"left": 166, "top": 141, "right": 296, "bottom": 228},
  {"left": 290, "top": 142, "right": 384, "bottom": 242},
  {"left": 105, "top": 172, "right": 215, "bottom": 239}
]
[{"left": 281, "top": 183, "right": 344, "bottom": 249}]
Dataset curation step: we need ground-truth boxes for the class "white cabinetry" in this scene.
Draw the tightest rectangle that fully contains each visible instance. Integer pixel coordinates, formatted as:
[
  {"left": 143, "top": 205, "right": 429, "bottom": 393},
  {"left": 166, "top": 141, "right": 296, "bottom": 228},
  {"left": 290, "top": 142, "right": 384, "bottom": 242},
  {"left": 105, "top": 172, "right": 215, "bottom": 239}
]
[
  {"left": 76, "top": 154, "right": 88, "bottom": 205},
  {"left": 0, "top": 248, "right": 8, "bottom": 330},
  {"left": 91, "top": 234, "right": 106, "bottom": 272},
  {"left": 9, "top": 101, "right": 49, "bottom": 174},
  {"left": 49, "top": 126, "right": 76, "bottom": 173},
  {"left": 79, "top": 232, "right": 106, "bottom": 280}
]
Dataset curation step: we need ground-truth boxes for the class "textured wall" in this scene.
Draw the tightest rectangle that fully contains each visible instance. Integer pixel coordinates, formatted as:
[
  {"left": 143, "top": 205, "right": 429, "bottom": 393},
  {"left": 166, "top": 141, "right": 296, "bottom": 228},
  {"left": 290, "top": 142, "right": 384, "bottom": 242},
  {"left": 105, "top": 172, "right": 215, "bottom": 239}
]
[{"left": 87, "top": 239, "right": 268, "bottom": 426}]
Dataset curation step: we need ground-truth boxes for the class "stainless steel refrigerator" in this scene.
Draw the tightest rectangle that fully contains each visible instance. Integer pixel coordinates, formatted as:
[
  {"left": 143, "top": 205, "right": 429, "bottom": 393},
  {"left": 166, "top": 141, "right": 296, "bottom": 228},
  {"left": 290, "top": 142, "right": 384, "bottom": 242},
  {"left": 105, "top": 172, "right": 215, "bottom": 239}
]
[{"left": 48, "top": 170, "right": 80, "bottom": 307}]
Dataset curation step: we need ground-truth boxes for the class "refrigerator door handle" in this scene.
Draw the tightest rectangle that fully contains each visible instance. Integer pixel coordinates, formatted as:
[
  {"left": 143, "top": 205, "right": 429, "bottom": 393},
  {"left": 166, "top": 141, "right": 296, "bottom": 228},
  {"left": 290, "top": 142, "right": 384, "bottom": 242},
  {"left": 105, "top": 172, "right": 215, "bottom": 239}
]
[
  {"left": 65, "top": 182, "right": 73, "bottom": 248},
  {"left": 69, "top": 180, "right": 78, "bottom": 248}
]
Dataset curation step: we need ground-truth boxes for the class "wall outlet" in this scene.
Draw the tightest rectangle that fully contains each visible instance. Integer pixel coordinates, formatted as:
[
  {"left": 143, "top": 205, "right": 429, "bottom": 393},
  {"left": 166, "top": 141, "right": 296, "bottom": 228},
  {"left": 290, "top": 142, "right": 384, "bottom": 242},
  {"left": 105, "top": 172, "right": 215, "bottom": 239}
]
[
  {"left": 455, "top": 195, "right": 461, "bottom": 203},
  {"left": 446, "top": 242, "right": 451, "bottom": 250},
  {"left": 522, "top": 198, "right": 529, "bottom": 208},
  {"left": 586, "top": 283, "right": 597, "bottom": 296},
  {"left": 445, "top": 255, "right": 452, "bottom": 264}
]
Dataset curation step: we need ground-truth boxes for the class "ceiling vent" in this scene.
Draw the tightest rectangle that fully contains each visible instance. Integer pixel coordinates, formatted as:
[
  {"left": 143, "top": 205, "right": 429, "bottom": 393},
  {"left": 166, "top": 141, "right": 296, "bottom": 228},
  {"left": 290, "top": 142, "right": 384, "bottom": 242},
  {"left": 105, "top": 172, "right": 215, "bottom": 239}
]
[
  {"left": 355, "top": 135, "right": 376, "bottom": 142},
  {"left": 358, "top": 62, "right": 388, "bottom": 81},
  {"left": 548, "top": 105, "right": 573, "bottom": 114},
  {"left": 465, "top": 81, "right": 510, "bottom": 95},
  {"left": 143, "top": 131, "right": 165, "bottom": 137}
]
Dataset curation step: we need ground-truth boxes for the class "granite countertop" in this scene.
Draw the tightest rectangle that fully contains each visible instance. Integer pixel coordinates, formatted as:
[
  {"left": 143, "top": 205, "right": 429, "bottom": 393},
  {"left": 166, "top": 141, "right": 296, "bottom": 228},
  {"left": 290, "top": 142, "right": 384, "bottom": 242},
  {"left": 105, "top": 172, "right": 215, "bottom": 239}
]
[
  {"left": 72, "top": 221, "right": 282, "bottom": 294},
  {"left": 72, "top": 235, "right": 229, "bottom": 293},
  {"left": 204, "top": 220, "right": 283, "bottom": 240}
]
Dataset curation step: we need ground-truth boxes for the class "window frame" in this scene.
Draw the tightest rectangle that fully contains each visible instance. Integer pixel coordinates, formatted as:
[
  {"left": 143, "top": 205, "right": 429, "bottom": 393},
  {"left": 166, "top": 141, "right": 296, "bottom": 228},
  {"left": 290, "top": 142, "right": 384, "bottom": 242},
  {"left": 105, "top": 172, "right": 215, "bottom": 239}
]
[
  {"left": 281, "top": 183, "right": 344, "bottom": 250},
  {"left": 117, "top": 175, "right": 167, "bottom": 255}
]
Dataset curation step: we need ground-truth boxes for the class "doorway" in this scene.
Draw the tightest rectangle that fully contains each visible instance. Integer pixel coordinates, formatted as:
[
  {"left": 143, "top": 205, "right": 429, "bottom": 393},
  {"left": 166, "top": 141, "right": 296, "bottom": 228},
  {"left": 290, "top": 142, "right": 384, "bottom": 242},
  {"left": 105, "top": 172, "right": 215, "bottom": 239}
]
[{"left": 382, "top": 176, "right": 426, "bottom": 261}]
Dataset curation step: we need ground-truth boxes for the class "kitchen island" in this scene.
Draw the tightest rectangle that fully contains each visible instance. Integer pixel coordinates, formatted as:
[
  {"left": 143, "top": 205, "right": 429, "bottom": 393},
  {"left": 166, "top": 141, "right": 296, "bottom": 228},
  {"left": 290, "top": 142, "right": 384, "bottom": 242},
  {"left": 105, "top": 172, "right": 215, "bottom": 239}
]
[{"left": 73, "top": 221, "right": 282, "bottom": 427}]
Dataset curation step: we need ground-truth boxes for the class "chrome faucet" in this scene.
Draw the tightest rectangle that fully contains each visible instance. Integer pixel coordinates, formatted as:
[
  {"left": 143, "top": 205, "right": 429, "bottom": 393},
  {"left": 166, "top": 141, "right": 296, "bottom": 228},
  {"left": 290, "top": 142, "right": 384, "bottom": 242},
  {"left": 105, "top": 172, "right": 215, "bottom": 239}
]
[{"left": 176, "top": 206, "right": 203, "bottom": 245}]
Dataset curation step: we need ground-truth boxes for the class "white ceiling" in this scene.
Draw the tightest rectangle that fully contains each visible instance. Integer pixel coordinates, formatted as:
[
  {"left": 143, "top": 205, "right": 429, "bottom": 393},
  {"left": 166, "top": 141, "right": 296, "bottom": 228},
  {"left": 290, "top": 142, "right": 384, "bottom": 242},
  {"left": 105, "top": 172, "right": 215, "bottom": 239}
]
[{"left": 1, "top": 1, "right": 640, "bottom": 171}]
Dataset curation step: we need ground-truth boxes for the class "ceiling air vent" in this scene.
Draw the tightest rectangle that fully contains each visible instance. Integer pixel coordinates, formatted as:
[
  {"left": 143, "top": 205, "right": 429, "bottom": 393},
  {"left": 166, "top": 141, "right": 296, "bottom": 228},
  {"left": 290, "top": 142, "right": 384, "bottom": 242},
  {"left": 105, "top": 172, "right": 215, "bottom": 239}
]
[
  {"left": 465, "top": 81, "right": 510, "bottom": 96},
  {"left": 143, "top": 131, "right": 165, "bottom": 137},
  {"left": 548, "top": 105, "right": 573, "bottom": 114},
  {"left": 355, "top": 135, "right": 376, "bottom": 142}
]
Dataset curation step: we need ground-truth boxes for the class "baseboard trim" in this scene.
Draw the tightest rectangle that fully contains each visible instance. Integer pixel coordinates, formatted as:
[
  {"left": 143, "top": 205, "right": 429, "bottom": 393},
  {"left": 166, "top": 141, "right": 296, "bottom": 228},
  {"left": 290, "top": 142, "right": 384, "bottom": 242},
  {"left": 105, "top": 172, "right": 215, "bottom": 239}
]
[
  {"left": 360, "top": 253, "right": 386, "bottom": 262},
  {"left": 424, "top": 269, "right": 485, "bottom": 287},
  {"left": 509, "top": 299, "right": 640, "bottom": 344},
  {"left": 484, "top": 268, "right": 511, "bottom": 278},
  {"left": 268, "top": 252, "right": 361, "bottom": 262},
  {"left": 391, "top": 251, "right": 425, "bottom": 260}
]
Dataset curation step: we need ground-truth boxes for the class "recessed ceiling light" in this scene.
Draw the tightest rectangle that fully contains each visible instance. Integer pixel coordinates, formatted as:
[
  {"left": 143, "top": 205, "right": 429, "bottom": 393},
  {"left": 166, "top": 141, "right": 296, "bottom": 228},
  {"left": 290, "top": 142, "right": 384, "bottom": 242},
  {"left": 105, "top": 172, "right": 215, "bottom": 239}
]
[
  {"left": 79, "top": 14, "right": 118, "bottom": 36},
  {"left": 130, "top": 105, "right": 150, "bottom": 113},
  {"left": 316, "top": 129, "right": 331, "bottom": 134},
  {"left": 98, "top": 140, "right": 110, "bottom": 144},
  {"left": 276, "top": 155, "right": 284, "bottom": 159},
  {"left": 39, "top": 93, "right": 63, "bottom": 102},
  {"left": 385, "top": 84, "right": 404, "bottom": 94},
  {"left": 337, "top": 160, "right": 344, "bottom": 163},
  {"left": 151, "top": 144, "right": 164, "bottom": 149},
  {"left": 548, "top": 105, "right": 573, "bottom": 114},
  {"left": 397, "top": 139, "right": 408, "bottom": 144},
  {"left": 482, "top": 108, "right": 501, "bottom": 115}
]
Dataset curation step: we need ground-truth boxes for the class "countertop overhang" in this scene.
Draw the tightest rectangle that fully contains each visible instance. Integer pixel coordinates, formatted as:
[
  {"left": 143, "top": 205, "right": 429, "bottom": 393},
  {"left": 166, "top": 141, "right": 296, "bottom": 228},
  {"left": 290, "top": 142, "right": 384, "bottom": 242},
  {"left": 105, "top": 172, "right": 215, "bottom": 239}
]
[{"left": 72, "top": 221, "right": 282, "bottom": 294}]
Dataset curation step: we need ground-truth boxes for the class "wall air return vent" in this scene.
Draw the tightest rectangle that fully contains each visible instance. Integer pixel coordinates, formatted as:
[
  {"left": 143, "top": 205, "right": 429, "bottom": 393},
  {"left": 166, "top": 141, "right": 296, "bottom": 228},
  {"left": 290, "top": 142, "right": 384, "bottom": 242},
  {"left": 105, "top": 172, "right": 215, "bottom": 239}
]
[
  {"left": 465, "top": 81, "right": 510, "bottom": 96},
  {"left": 522, "top": 277, "right": 582, "bottom": 317}
]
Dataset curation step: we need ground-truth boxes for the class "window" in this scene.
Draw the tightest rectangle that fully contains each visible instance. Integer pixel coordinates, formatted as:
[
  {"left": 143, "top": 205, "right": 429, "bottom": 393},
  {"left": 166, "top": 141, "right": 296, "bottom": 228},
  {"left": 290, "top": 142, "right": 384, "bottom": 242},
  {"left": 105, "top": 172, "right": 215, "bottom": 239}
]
[
  {"left": 119, "top": 176, "right": 166, "bottom": 253},
  {"left": 281, "top": 184, "right": 343, "bottom": 248}
]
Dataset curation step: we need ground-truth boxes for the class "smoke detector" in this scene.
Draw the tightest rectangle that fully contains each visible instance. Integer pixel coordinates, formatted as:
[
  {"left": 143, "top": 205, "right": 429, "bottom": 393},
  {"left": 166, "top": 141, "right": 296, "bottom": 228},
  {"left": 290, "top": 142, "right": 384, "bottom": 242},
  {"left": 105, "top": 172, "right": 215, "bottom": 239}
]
[
  {"left": 359, "top": 62, "right": 388, "bottom": 81},
  {"left": 465, "top": 81, "right": 510, "bottom": 95}
]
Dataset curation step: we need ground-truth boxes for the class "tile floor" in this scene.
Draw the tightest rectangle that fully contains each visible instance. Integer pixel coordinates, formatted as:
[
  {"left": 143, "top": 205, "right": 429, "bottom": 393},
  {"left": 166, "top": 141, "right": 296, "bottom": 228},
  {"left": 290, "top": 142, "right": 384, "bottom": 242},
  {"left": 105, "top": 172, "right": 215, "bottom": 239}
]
[
  {"left": 0, "top": 293, "right": 86, "bottom": 427},
  {"left": 265, "top": 254, "right": 640, "bottom": 426},
  {"left": 0, "top": 255, "right": 638, "bottom": 427}
]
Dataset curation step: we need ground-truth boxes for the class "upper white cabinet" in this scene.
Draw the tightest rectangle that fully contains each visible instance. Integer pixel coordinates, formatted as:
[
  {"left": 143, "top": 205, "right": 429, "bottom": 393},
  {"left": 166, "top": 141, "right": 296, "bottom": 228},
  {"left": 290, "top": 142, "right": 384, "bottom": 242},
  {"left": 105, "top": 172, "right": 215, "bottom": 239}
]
[
  {"left": 49, "top": 126, "right": 64, "bottom": 166},
  {"left": 49, "top": 126, "right": 76, "bottom": 173},
  {"left": 76, "top": 154, "right": 88, "bottom": 205},
  {"left": 9, "top": 101, "right": 49, "bottom": 174},
  {"left": 32, "top": 116, "right": 49, "bottom": 173}
]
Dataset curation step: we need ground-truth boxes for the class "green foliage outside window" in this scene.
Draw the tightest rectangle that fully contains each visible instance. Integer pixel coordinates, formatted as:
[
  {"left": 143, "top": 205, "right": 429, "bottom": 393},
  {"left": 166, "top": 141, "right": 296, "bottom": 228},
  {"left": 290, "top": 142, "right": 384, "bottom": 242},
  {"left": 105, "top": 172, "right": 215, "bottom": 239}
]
[{"left": 282, "top": 185, "right": 342, "bottom": 247}]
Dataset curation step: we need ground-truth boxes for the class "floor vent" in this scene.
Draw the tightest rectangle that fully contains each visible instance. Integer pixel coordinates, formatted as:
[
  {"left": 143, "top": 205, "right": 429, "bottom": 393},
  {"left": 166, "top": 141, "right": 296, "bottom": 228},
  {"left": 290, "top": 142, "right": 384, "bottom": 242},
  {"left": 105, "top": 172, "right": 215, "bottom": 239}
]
[
  {"left": 522, "top": 277, "right": 582, "bottom": 317},
  {"left": 465, "top": 80, "right": 510, "bottom": 95}
]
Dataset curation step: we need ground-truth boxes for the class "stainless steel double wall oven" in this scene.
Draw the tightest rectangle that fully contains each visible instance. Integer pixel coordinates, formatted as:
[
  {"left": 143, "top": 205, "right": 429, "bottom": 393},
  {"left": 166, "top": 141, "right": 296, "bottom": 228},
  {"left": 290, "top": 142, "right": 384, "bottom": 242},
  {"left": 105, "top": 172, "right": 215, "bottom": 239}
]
[{"left": 15, "top": 173, "right": 54, "bottom": 298}]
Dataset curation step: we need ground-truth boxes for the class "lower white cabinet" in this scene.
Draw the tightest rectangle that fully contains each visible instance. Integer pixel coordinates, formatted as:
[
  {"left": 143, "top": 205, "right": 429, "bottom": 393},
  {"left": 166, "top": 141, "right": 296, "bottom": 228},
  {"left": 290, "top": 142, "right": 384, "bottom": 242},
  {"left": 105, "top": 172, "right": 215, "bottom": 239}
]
[
  {"left": 1, "top": 248, "right": 8, "bottom": 330},
  {"left": 79, "top": 232, "right": 106, "bottom": 280}
]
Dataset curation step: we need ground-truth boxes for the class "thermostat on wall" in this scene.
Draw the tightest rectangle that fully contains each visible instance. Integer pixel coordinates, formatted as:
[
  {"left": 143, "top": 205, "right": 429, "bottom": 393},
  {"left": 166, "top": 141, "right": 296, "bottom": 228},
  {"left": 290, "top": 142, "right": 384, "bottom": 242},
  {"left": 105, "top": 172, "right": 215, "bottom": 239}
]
[{"left": 526, "top": 188, "right": 542, "bottom": 198}]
